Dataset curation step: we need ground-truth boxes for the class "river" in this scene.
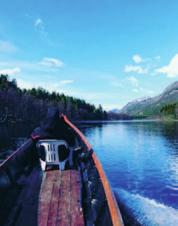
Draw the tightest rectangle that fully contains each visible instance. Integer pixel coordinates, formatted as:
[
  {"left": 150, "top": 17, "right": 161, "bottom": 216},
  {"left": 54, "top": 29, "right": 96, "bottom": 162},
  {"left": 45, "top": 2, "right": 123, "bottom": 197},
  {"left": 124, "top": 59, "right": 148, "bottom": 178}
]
[
  {"left": 80, "top": 120, "right": 178, "bottom": 226},
  {"left": 0, "top": 120, "right": 178, "bottom": 225}
]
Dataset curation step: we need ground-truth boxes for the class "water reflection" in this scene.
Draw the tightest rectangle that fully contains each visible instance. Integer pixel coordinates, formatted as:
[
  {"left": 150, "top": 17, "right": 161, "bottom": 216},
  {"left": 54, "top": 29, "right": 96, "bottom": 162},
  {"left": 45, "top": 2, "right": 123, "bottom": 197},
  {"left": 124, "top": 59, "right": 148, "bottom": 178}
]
[
  {"left": 0, "top": 120, "right": 178, "bottom": 225},
  {"left": 81, "top": 120, "right": 178, "bottom": 225}
]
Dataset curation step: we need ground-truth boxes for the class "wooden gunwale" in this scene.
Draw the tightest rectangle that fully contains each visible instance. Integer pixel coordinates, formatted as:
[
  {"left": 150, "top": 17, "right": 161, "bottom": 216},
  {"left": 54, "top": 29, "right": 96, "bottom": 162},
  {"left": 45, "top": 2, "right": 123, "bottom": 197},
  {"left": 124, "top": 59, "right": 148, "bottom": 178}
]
[
  {"left": 0, "top": 114, "right": 124, "bottom": 226},
  {"left": 63, "top": 115, "right": 124, "bottom": 226}
]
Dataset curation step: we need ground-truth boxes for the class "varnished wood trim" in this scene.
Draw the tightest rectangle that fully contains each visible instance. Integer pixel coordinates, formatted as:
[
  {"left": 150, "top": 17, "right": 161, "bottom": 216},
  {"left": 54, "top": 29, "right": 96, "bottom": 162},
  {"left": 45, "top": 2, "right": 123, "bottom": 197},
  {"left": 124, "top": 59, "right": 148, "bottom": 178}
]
[
  {"left": 63, "top": 116, "right": 124, "bottom": 226},
  {"left": 92, "top": 152, "right": 124, "bottom": 226},
  {"left": 62, "top": 115, "right": 92, "bottom": 151}
]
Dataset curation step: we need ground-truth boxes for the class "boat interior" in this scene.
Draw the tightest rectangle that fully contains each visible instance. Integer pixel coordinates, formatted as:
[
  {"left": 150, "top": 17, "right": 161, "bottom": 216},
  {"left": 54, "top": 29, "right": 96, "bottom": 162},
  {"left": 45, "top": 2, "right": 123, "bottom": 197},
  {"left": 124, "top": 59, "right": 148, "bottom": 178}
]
[
  {"left": 0, "top": 110, "right": 116, "bottom": 226},
  {"left": 0, "top": 134, "right": 113, "bottom": 226}
]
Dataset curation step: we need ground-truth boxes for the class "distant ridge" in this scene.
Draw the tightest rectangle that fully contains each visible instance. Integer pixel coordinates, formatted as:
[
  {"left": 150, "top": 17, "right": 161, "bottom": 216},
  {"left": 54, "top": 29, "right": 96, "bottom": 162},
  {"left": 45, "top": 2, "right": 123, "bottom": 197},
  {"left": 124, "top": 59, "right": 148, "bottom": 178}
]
[{"left": 120, "top": 81, "right": 178, "bottom": 117}]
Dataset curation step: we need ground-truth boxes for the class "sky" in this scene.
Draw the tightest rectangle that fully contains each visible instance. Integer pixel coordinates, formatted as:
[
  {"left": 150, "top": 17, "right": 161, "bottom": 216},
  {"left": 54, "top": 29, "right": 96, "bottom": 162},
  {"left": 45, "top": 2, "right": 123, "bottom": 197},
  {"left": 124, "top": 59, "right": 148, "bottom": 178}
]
[{"left": 0, "top": 0, "right": 178, "bottom": 110}]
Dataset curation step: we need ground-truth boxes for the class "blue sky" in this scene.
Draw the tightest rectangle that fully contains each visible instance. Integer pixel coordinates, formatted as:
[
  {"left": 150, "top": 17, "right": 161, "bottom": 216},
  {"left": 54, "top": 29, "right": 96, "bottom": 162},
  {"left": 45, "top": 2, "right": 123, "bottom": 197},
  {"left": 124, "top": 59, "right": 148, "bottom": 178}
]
[{"left": 0, "top": 0, "right": 178, "bottom": 110}]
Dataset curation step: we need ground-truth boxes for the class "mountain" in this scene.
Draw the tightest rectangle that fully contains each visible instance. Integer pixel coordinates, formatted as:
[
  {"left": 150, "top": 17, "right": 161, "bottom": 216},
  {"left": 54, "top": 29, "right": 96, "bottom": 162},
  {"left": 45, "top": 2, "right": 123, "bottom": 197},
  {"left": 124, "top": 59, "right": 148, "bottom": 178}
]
[
  {"left": 120, "top": 82, "right": 178, "bottom": 117},
  {"left": 109, "top": 109, "right": 121, "bottom": 114}
]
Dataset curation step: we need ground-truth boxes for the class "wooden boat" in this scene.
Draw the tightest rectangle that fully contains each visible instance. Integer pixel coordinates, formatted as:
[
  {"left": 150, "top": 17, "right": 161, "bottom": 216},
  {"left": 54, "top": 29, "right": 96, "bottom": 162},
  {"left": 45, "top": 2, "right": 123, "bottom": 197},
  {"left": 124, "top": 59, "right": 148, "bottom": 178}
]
[{"left": 0, "top": 109, "right": 124, "bottom": 226}]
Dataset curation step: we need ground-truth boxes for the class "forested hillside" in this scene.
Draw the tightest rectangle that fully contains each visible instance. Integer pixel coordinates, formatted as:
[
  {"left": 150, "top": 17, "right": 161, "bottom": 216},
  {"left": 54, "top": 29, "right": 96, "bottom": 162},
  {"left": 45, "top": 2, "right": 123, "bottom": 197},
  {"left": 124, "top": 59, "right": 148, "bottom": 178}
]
[
  {"left": 120, "top": 81, "right": 178, "bottom": 117},
  {"left": 160, "top": 103, "right": 178, "bottom": 120},
  {"left": 0, "top": 75, "right": 107, "bottom": 124}
]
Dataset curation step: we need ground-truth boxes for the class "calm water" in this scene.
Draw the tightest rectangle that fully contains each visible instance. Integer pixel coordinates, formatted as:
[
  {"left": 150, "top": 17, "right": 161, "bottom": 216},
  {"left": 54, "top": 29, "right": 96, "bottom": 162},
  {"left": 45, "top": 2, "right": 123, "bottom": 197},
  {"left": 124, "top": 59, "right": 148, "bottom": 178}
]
[
  {"left": 81, "top": 121, "right": 178, "bottom": 226},
  {"left": 1, "top": 120, "right": 178, "bottom": 225}
]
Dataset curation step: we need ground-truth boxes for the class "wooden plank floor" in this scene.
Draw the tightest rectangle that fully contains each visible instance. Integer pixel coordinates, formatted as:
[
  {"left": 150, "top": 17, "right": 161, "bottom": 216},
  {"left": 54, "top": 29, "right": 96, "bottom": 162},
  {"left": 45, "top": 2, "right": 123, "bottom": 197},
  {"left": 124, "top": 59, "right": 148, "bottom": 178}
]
[{"left": 38, "top": 170, "right": 84, "bottom": 226}]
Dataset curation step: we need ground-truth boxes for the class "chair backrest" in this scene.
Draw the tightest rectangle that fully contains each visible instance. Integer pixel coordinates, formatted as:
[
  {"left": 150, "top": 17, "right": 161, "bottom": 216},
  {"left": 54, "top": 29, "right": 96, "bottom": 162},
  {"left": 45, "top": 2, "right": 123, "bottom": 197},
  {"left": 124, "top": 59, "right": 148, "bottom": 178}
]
[{"left": 36, "top": 140, "right": 69, "bottom": 169}]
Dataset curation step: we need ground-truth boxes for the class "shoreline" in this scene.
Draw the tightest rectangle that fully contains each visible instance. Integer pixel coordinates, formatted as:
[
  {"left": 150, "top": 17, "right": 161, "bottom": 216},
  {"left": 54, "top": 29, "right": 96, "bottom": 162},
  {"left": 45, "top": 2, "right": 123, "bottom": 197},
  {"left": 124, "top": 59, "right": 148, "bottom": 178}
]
[
  {"left": 0, "top": 118, "right": 178, "bottom": 126},
  {"left": 75, "top": 118, "right": 178, "bottom": 123}
]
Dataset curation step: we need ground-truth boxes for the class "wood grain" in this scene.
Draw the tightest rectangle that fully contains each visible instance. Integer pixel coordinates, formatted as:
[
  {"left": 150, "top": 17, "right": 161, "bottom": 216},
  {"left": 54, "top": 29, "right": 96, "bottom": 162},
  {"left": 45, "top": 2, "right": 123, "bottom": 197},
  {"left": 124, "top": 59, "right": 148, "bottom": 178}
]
[{"left": 38, "top": 170, "right": 84, "bottom": 226}]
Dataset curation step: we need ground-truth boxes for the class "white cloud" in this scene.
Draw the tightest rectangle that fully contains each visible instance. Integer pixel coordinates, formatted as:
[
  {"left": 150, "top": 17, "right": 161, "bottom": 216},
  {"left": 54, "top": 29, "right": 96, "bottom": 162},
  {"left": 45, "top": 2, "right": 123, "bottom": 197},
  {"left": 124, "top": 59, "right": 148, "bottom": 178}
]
[
  {"left": 127, "top": 76, "right": 139, "bottom": 87},
  {"left": 40, "top": 57, "right": 64, "bottom": 68},
  {"left": 124, "top": 65, "right": 148, "bottom": 74},
  {"left": 133, "top": 54, "right": 142, "bottom": 64},
  {"left": 155, "top": 54, "right": 178, "bottom": 78},
  {"left": 34, "top": 18, "right": 47, "bottom": 37},
  {"left": 0, "top": 40, "right": 17, "bottom": 53},
  {"left": 132, "top": 54, "right": 160, "bottom": 64},
  {"left": 60, "top": 80, "right": 73, "bottom": 85},
  {"left": 34, "top": 18, "right": 43, "bottom": 27},
  {"left": 0, "top": 67, "right": 21, "bottom": 75}
]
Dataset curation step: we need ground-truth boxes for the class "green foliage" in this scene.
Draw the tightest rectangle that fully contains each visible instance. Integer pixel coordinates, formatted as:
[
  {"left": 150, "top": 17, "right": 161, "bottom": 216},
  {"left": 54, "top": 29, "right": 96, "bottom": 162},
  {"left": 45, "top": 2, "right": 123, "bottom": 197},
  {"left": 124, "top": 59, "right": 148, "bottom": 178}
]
[
  {"left": 121, "top": 82, "right": 178, "bottom": 118},
  {"left": 160, "top": 103, "right": 178, "bottom": 119},
  {"left": 0, "top": 74, "right": 17, "bottom": 90},
  {"left": 0, "top": 74, "right": 107, "bottom": 123}
]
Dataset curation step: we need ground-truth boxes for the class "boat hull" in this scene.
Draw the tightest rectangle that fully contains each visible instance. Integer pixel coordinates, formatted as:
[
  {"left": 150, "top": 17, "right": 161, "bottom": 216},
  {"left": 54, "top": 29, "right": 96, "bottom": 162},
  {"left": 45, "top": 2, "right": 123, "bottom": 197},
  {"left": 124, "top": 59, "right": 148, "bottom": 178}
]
[{"left": 0, "top": 114, "right": 124, "bottom": 226}]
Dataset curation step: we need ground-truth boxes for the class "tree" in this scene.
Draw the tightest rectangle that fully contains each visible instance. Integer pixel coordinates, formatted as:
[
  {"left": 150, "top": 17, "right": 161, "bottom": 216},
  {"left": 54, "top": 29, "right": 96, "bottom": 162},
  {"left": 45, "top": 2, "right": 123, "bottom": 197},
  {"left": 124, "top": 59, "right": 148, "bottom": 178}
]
[{"left": 0, "top": 74, "right": 108, "bottom": 122}]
